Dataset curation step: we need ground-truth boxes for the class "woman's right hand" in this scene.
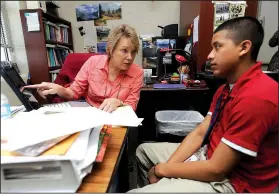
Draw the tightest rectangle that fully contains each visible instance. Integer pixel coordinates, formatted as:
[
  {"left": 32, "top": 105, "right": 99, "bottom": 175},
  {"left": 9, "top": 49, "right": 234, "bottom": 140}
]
[{"left": 22, "top": 82, "right": 64, "bottom": 99}]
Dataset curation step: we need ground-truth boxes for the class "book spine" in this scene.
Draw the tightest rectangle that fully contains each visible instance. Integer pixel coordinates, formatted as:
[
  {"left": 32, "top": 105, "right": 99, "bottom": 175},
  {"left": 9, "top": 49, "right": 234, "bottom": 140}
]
[
  {"left": 53, "top": 48, "right": 59, "bottom": 67},
  {"left": 46, "top": 48, "right": 50, "bottom": 67}
]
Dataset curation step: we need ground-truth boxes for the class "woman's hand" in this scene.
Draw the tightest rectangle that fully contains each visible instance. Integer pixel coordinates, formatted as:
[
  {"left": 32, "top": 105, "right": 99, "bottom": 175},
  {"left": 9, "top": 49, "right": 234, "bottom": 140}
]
[
  {"left": 22, "top": 82, "right": 64, "bottom": 99},
  {"left": 99, "top": 98, "right": 121, "bottom": 113}
]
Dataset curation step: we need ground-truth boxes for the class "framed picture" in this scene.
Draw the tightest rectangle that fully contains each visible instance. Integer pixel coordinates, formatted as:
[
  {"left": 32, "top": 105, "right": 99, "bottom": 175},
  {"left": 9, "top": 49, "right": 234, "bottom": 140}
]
[{"left": 76, "top": 4, "right": 100, "bottom": 21}]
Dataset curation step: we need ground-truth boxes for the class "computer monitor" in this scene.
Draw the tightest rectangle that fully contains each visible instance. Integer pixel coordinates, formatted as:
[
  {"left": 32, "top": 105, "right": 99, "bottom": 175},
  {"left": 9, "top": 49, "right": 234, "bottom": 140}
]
[
  {"left": 152, "top": 36, "right": 188, "bottom": 78},
  {"left": 142, "top": 47, "right": 157, "bottom": 76},
  {"left": 0, "top": 61, "right": 40, "bottom": 111}
]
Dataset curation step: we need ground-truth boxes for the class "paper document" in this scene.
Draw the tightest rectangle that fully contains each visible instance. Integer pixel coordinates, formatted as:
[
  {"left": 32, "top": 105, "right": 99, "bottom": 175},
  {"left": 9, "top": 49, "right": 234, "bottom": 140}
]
[
  {"left": 83, "top": 21, "right": 96, "bottom": 48},
  {"left": 1, "top": 106, "right": 142, "bottom": 151},
  {"left": 1, "top": 127, "right": 100, "bottom": 181},
  {"left": 75, "top": 125, "right": 103, "bottom": 171},
  {"left": 193, "top": 15, "right": 199, "bottom": 43},
  {"left": 1, "top": 107, "right": 107, "bottom": 151},
  {"left": 24, "top": 12, "right": 40, "bottom": 31},
  {"left": 108, "top": 106, "right": 143, "bottom": 127},
  {"left": 1, "top": 129, "right": 92, "bottom": 164}
]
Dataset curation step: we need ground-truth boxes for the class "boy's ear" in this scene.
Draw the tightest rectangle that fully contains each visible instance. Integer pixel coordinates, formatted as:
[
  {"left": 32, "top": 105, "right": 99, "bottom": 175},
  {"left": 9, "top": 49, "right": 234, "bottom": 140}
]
[{"left": 239, "top": 40, "right": 252, "bottom": 57}]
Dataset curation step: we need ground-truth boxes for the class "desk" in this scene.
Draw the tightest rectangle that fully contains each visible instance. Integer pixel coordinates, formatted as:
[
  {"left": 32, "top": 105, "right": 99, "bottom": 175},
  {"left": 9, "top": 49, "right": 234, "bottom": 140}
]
[
  {"left": 137, "top": 85, "right": 213, "bottom": 142},
  {"left": 78, "top": 127, "right": 129, "bottom": 193}
]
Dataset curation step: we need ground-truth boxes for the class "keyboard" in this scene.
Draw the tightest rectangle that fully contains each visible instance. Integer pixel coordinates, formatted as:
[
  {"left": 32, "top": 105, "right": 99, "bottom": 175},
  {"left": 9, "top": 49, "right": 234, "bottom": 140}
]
[{"left": 43, "top": 102, "right": 71, "bottom": 108}]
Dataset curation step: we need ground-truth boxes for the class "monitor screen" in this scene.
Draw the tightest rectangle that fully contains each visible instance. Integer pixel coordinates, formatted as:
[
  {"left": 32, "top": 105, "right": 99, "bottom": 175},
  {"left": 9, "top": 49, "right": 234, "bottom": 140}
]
[
  {"left": 0, "top": 61, "right": 39, "bottom": 111},
  {"left": 152, "top": 36, "right": 188, "bottom": 78}
]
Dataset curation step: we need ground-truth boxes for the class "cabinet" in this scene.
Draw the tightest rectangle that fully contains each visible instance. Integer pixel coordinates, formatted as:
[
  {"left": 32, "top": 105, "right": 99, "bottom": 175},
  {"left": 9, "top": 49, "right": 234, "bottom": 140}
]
[{"left": 19, "top": 8, "right": 74, "bottom": 84}]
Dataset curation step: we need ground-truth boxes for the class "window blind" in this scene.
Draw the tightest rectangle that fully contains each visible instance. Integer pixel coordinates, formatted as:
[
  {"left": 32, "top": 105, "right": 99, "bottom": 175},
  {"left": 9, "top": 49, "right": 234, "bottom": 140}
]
[{"left": 1, "top": 1, "right": 14, "bottom": 61}]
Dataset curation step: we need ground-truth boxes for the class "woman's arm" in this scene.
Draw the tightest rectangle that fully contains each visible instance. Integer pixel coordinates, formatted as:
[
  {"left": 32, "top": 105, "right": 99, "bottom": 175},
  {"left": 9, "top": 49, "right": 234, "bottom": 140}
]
[
  {"left": 23, "top": 82, "right": 75, "bottom": 100},
  {"left": 68, "top": 57, "right": 94, "bottom": 99},
  {"left": 269, "top": 30, "right": 278, "bottom": 47}
]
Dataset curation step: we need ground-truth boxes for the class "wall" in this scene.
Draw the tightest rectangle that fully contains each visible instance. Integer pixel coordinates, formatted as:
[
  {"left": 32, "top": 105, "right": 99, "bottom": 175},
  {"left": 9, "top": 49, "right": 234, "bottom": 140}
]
[
  {"left": 257, "top": 1, "right": 278, "bottom": 65},
  {"left": 1, "top": 1, "right": 29, "bottom": 106},
  {"left": 54, "top": 1, "right": 180, "bottom": 65},
  {"left": 179, "top": 1, "right": 200, "bottom": 36}
]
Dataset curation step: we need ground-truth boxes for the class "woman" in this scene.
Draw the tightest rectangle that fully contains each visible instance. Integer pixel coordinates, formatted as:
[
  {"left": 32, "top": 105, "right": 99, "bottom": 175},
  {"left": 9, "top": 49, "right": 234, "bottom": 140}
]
[
  {"left": 267, "top": 29, "right": 278, "bottom": 72},
  {"left": 25, "top": 24, "right": 143, "bottom": 112}
]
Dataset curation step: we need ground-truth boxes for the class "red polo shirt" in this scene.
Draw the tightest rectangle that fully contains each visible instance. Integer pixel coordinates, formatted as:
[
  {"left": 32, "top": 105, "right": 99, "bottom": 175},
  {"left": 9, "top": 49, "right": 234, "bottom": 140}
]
[{"left": 207, "top": 62, "right": 278, "bottom": 193}]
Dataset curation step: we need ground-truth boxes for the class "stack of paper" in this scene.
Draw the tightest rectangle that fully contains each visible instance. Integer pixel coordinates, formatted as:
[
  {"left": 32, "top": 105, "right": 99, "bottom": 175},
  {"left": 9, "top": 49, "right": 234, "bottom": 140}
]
[
  {"left": 1, "top": 106, "right": 143, "bottom": 151},
  {"left": 1, "top": 106, "right": 143, "bottom": 192}
]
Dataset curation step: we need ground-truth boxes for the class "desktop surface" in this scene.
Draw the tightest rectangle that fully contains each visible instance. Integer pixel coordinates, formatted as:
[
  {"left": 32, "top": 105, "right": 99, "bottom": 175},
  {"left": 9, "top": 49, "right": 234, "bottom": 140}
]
[{"left": 77, "top": 127, "right": 128, "bottom": 193}]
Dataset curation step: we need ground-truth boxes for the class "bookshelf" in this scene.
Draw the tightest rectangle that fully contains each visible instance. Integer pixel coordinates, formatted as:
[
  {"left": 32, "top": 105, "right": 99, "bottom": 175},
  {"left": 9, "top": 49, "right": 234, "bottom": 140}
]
[{"left": 19, "top": 8, "right": 74, "bottom": 84}]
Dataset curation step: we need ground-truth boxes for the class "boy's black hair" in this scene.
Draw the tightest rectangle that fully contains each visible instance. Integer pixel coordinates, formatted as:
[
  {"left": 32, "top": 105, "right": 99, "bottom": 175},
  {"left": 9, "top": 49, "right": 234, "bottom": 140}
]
[{"left": 214, "top": 16, "right": 264, "bottom": 62}]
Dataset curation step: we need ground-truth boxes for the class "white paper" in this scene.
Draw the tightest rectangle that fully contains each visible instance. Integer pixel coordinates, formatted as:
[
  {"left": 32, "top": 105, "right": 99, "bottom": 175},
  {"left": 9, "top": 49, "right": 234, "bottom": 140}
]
[
  {"left": 78, "top": 163, "right": 94, "bottom": 180},
  {"left": 108, "top": 106, "right": 144, "bottom": 127},
  {"left": 24, "top": 12, "right": 40, "bottom": 32},
  {"left": 1, "top": 129, "right": 92, "bottom": 164},
  {"left": 1, "top": 107, "right": 108, "bottom": 151},
  {"left": 64, "top": 129, "right": 92, "bottom": 161},
  {"left": 83, "top": 21, "right": 96, "bottom": 48},
  {"left": 1, "top": 106, "right": 142, "bottom": 151},
  {"left": 193, "top": 15, "right": 199, "bottom": 43},
  {"left": 75, "top": 125, "right": 103, "bottom": 171},
  {"left": 1, "top": 127, "right": 100, "bottom": 181}
]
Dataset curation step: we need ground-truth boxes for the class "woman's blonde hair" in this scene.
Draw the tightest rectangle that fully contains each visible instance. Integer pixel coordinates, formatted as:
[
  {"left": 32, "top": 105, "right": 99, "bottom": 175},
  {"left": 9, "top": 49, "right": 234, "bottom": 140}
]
[{"left": 106, "top": 24, "right": 139, "bottom": 58}]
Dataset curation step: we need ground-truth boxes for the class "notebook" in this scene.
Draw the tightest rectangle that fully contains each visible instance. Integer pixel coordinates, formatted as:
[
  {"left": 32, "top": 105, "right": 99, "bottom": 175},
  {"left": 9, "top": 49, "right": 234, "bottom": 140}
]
[{"left": 153, "top": 84, "right": 186, "bottom": 89}]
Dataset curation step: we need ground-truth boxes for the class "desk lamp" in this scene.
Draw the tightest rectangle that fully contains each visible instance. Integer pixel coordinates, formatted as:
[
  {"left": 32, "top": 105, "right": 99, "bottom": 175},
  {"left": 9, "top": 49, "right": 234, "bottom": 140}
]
[
  {"left": 159, "top": 48, "right": 193, "bottom": 81},
  {"left": 175, "top": 54, "right": 189, "bottom": 82}
]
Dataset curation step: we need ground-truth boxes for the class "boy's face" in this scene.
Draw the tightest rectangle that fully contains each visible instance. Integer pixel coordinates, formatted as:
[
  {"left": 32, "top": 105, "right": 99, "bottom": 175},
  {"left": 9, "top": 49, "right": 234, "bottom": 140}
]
[{"left": 207, "top": 30, "right": 241, "bottom": 77}]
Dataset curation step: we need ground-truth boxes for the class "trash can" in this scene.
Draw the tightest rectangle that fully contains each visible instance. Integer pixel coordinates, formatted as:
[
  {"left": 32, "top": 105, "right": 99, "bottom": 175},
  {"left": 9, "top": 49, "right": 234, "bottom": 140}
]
[{"left": 155, "top": 110, "right": 204, "bottom": 137}]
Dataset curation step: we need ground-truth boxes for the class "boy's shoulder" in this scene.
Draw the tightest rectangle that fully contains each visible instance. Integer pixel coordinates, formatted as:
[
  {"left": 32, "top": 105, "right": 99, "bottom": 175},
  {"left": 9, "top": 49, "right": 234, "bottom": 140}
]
[{"left": 237, "top": 73, "right": 278, "bottom": 107}]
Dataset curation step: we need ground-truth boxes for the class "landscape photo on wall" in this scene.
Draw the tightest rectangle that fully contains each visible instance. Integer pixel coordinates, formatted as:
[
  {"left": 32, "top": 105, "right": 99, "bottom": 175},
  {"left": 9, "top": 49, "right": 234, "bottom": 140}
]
[
  {"left": 99, "top": 2, "right": 122, "bottom": 20},
  {"left": 76, "top": 4, "right": 100, "bottom": 21}
]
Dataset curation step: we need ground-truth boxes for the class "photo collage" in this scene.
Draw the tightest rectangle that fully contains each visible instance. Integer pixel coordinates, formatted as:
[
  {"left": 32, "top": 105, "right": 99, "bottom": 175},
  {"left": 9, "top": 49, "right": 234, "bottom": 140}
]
[
  {"left": 76, "top": 2, "right": 122, "bottom": 53},
  {"left": 213, "top": 1, "right": 247, "bottom": 30}
]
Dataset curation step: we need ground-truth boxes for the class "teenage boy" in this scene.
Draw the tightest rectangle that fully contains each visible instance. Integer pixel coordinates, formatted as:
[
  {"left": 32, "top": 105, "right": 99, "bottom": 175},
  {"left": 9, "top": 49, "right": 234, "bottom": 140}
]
[{"left": 129, "top": 17, "right": 278, "bottom": 193}]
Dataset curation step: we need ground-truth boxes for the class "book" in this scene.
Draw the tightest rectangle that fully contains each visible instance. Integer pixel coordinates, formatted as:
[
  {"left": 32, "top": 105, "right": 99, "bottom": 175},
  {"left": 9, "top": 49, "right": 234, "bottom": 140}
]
[{"left": 95, "top": 125, "right": 112, "bottom": 162}]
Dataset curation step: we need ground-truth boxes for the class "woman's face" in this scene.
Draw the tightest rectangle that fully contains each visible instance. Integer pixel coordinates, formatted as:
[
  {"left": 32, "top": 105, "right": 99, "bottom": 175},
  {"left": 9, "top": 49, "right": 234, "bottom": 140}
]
[{"left": 110, "top": 37, "right": 137, "bottom": 71}]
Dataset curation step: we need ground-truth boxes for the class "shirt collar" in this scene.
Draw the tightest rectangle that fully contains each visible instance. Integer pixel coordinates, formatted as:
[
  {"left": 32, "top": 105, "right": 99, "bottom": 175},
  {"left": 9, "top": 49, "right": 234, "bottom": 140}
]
[
  {"left": 96, "top": 55, "right": 135, "bottom": 77},
  {"left": 224, "top": 61, "right": 263, "bottom": 97}
]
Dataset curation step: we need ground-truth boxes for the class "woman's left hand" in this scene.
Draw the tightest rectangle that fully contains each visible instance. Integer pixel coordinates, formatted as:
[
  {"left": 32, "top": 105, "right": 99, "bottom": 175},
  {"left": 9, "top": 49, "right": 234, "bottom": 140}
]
[{"left": 99, "top": 98, "right": 121, "bottom": 113}]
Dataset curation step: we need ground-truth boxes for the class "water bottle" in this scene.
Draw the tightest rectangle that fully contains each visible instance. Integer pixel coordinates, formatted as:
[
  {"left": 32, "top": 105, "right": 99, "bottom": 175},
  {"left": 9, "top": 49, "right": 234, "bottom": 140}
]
[{"left": 1, "top": 94, "right": 11, "bottom": 119}]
